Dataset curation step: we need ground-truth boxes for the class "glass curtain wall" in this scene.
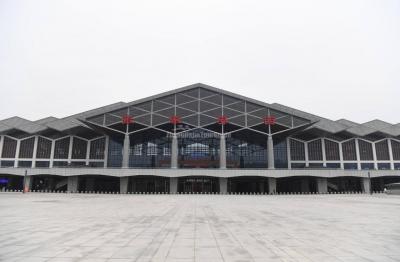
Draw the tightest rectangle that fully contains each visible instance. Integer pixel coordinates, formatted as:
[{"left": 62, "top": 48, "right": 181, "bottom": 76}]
[{"left": 178, "top": 129, "right": 219, "bottom": 168}]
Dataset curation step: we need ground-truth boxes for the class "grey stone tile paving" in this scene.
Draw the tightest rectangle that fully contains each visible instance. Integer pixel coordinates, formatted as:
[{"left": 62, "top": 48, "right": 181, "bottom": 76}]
[{"left": 0, "top": 193, "right": 399, "bottom": 262}]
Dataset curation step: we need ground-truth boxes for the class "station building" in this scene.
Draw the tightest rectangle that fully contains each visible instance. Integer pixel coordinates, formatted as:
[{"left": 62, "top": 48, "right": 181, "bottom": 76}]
[{"left": 1, "top": 83, "right": 399, "bottom": 194}]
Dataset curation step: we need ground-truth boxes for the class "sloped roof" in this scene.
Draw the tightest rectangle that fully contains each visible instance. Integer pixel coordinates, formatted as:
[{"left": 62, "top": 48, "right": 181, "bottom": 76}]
[
  {"left": 0, "top": 83, "right": 398, "bottom": 138},
  {"left": 35, "top": 117, "right": 58, "bottom": 125},
  {"left": 306, "top": 118, "right": 348, "bottom": 133},
  {"left": 336, "top": 119, "right": 358, "bottom": 127},
  {"left": 0, "top": 116, "right": 47, "bottom": 134}
]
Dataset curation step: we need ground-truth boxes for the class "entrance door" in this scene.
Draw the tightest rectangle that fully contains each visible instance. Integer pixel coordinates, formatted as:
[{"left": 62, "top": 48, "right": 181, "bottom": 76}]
[{"left": 178, "top": 177, "right": 218, "bottom": 193}]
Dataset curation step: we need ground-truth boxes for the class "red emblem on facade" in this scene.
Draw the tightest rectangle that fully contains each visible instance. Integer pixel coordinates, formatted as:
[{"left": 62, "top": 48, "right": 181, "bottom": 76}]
[
  {"left": 122, "top": 115, "right": 133, "bottom": 125},
  {"left": 218, "top": 115, "right": 228, "bottom": 125},
  {"left": 263, "top": 116, "right": 276, "bottom": 125},
  {"left": 170, "top": 115, "right": 181, "bottom": 125}
]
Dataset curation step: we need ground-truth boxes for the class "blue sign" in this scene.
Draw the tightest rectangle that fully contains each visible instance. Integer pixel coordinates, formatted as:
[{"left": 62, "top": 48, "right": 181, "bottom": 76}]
[{"left": 0, "top": 178, "right": 8, "bottom": 184}]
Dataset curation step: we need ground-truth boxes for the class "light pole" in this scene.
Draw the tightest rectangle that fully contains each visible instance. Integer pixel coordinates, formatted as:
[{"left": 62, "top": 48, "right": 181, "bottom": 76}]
[
  {"left": 23, "top": 169, "right": 27, "bottom": 193},
  {"left": 368, "top": 171, "right": 372, "bottom": 195}
]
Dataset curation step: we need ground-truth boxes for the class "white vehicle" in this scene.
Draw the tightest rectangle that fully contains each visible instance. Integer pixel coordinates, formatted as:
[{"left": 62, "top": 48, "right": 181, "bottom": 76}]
[{"left": 385, "top": 183, "right": 400, "bottom": 195}]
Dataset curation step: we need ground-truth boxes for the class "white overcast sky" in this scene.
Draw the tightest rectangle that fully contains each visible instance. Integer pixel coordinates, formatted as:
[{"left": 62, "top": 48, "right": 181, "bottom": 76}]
[{"left": 0, "top": 0, "right": 399, "bottom": 124}]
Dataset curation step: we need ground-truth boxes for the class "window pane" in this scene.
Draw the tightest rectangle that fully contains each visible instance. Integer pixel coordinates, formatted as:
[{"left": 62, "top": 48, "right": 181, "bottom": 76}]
[
  {"left": 19, "top": 137, "right": 35, "bottom": 158},
  {"left": 391, "top": 140, "right": 400, "bottom": 160},
  {"left": 325, "top": 140, "right": 340, "bottom": 161},
  {"left": 72, "top": 137, "right": 87, "bottom": 159},
  {"left": 54, "top": 138, "right": 70, "bottom": 159},
  {"left": 375, "top": 140, "right": 389, "bottom": 160},
  {"left": 308, "top": 140, "right": 322, "bottom": 161},
  {"left": 359, "top": 140, "right": 373, "bottom": 161},
  {"left": 2, "top": 137, "right": 17, "bottom": 158},
  {"left": 37, "top": 137, "right": 52, "bottom": 158},
  {"left": 290, "top": 139, "right": 305, "bottom": 161},
  {"left": 90, "top": 137, "right": 105, "bottom": 159},
  {"left": 342, "top": 140, "right": 357, "bottom": 160}
]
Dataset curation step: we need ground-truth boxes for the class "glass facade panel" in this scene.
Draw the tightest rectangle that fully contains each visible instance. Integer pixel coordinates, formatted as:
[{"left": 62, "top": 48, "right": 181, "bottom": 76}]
[
  {"left": 274, "top": 140, "right": 288, "bottom": 168},
  {"left": 326, "top": 163, "right": 340, "bottom": 168},
  {"left": 359, "top": 140, "right": 373, "bottom": 161},
  {"left": 394, "top": 163, "right": 400, "bottom": 170},
  {"left": 72, "top": 137, "right": 87, "bottom": 159},
  {"left": 391, "top": 140, "right": 400, "bottom": 160},
  {"left": 1, "top": 160, "right": 14, "bottom": 167},
  {"left": 378, "top": 163, "right": 390, "bottom": 170},
  {"left": 129, "top": 136, "right": 171, "bottom": 168},
  {"left": 36, "top": 161, "right": 50, "bottom": 168},
  {"left": 18, "top": 161, "right": 32, "bottom": 167},
  {"left": 342, "top": 140, "right": 357, "bottom": 161},
  {"left": 2, "top": 137, "right": 17, "bottom": 158},
  {"left": 54, "top": 137, "right": 70, "bottom": 159},
  {"left": 19, "top": 137, "right": 35, "bottom": 158},
  {"left": 308, "top": 140, "right": 322, "bottom": 161},
  {"left": 70, "top": 161, "right": 86, "bottom": 167},
  {"left": 361, "top": 163, "right": 374, "bottom": 170},
  {"left": 308, "top": 163, "right": 323, "bottom": 168},
  {"left": 107, "top": 137, "right": 123, "bottom": 167},
  {"left": 90, "top": 137, "right": 105, "bottom": 159},
  {"left": 89, "top": 162, "right": 104, "bottom": 167},
  {"left": 291, "top": 163, "right": 306, "bottom": 168},
  {"left": 53, "top": 161, "right": 68, "bottom": 167},
  {"left": 290, "top": 139, "right": 305, "bottom": 161},
  {"left": 226, "top": 135, "right": 267, "bottom": 168},
  {"left": 325, "top": 140, "right": 340, "bottom": 161},
  {"left": 180, "top": 130, "right": 219, "bottom": 168},
  {"left": 36, "top": 137, "right": 52, "bottom": 158},
  {"left": 375, "top": 140, "right": 390, "bottom": 160},
  {"left": 344, "top": 163, "right": 358, "bottom": 170}
]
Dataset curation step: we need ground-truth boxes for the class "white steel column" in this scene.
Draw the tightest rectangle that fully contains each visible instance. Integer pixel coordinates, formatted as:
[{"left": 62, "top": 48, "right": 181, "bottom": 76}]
[
  {"left": 14, "top": 139, "right": 21, "bottom": 167},
  {"left": 67, "top": 136, "right": 73, "bottom": 164},
  {"left": 268, "top": 177, "right": 276, "bottom": 194},
  {"left": 31, "top": 136, "right": 39, "bottom": 168},
  {"left": 219, "top": 177, "right": 228, "bottom": 194},
  {"left": 120, "top": 177, "right": 129, "bottom": 194},
  {"left": 24, "top": 175, "right": 33, "bottom": 192},
  {"left": 122, "top": 133, "right": 130, "bottom": 168},
  {"left": 220, "top": 134, "right": 226, "bottom": 169},
  {"left": 104, "top": 136, "right": 109, "bottom": 168},
  {"left": 67, "top": 176, "right": 79, "bottom": 193},
  {"left": 316, "top": 178, "right": 328, "bottom": 193},
  {"left": 286, "top": 137, "right": 291, "bottom": 169},
  {"left": 372, "top": 142, "right": 378, "bottom": 170},
  {"left": 49, "top": 139, "right": 55, "bottom": 168},
  {"left": 361, "top": 177, "right": 371, "bottom": 194},
  {"left": 339, "top": 142, "right": 344, "bottom": 169},
  {"left": 171, "top": 134, "right": 178, "bottom": 168},
  {"left": 267, "top": 135, "right": 274, "bottom": 169},
  {"left": 304, "top": 141, "right": 309, "bottom": 167},
  {"left": 85, "top": 140, "right": 91, "bottom": 166},
  {"left": 388, "top": 139, "right": 394, "bottom": 170},
  {"left": 355, "top": 139, "right": 361, "bottom": 170},
  {"left": 0, "top": 135, "right": 4, "bottom": 159},
  {"left": 321, "top": 138, "right": 327, "bottom": 167},
  {"left": 169, "top": 177, "right": 178, "bottom": 194}
]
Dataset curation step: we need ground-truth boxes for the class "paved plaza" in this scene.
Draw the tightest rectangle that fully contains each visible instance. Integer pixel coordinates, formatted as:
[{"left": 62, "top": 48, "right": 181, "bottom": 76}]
[{"left": 0, "top": 193, "right": 399, "bottom": 262}]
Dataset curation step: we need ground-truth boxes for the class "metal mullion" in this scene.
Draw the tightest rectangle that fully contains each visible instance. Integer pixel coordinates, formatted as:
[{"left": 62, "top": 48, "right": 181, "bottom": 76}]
[
  {"left": 271, "top": 122, "right": 312, "bottom": 135},
  {"left": 153, "top": 105, "right": 175, "bottom": 113},
  {"left": 177, "top": 97, "right": 199, "bottom": 107},
  {"left": 178, "top": 126, "right": 221, "bottom": 136},
  {"left": 84, "top": 121, "right": 125, "bottom": 135},
  {"left": 223, "top": 100, "right": 243, "bottom": 108},
  {"left": 177, "top": 91, "right": 199, "bottom": 100}
]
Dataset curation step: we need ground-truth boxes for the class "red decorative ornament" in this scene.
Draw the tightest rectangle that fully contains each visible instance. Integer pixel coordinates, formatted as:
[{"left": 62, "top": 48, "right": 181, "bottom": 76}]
[
  {"left": 264, "top": 116, "right": 276, "bottom": 125},
  {"left": 122, "top": 115, "right": 133, "bottom": 125},
  {"left": 170, "top": 115, "right": 181, "bottom": 125},
  {"left": 218, "top": 115, "right": 228, "bottom": 125}
]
